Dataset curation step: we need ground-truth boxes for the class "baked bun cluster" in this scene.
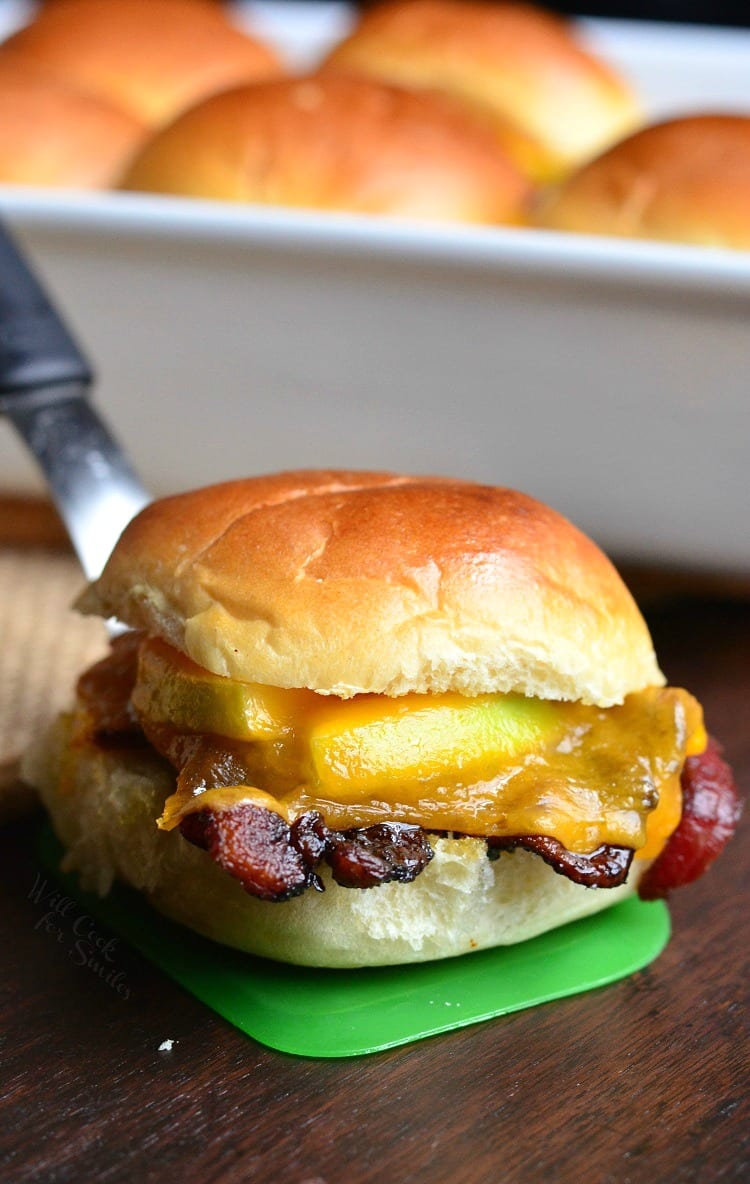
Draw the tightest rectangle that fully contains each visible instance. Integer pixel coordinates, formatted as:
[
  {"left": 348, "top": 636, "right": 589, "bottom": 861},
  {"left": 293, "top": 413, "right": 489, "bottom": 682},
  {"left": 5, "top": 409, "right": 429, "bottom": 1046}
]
[
  {"left": 23, "top": 471, "right": 740, "bottom": 967},
  {"left": 323, "top": 0, "right": 641, "bottom": 183},
  {"left": 114, "top": 0, "right": 638, "bottom": 221},
  {"left": 537, "top": 114, "right": 750, "bottom": 249},
  {"left": 0, "top": 0, "right": 281, "bottom": 187},
  {"left": 0, "top": 0, "right": 626, "bottom": 222},
  {"left": 2, "top": 1, "right": 747, "bottom": 238},
  {"left": 119, "top": 74, "right": 530, "bottom": 223}
]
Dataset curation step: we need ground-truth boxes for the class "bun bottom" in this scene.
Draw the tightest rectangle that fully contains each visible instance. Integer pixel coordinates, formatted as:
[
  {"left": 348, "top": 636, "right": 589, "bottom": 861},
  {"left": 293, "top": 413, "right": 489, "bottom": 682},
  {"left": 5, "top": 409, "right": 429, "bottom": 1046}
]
[{"left": 24, "top": 716, "right": 641, "bottom": 968}]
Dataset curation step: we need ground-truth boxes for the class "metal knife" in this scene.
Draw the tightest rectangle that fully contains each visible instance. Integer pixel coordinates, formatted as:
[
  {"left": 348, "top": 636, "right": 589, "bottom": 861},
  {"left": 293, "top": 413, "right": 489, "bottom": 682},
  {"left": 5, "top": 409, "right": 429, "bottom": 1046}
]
[{"left": 0, "top": 219, "right": 149, "bottom": 580}]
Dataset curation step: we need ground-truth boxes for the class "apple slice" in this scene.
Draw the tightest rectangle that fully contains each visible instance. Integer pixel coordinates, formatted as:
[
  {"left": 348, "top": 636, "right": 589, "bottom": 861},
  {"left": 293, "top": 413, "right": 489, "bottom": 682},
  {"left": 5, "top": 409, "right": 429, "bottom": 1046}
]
[
  {"left": 308, "top": 692, "right": 560, "bottom": 799},
  {"left": 132, "top": 637, "right": 314, "bottom": 741}
]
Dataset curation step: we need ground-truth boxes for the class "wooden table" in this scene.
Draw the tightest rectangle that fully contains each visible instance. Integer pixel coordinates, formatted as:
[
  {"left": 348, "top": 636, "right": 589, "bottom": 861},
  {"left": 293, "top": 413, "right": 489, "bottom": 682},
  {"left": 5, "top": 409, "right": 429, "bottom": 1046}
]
[{"left": 1, "top": 513, "right": 748, "bottom": 1183}]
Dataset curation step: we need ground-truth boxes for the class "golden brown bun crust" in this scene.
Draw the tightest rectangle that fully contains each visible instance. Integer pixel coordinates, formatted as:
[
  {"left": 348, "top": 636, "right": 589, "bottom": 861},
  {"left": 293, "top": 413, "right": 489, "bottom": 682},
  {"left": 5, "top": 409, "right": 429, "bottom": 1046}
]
[
  {"left": 79, "top": 470, "right": 663, "bottom": 706},
  {"left": 538, "top": 115, "right": 750, "bottom": 249},
  {"left": 4, "top": 0, "right": 282, "bottom": 126},
  {"left": 119, "top": 74, "right": 529, "bottom": 223},
  {"left": 0, "top": 54, "right": 146, "bottom": 188},
  {"left": 322, "top": 0, "right": 641, "bottom": 179}
]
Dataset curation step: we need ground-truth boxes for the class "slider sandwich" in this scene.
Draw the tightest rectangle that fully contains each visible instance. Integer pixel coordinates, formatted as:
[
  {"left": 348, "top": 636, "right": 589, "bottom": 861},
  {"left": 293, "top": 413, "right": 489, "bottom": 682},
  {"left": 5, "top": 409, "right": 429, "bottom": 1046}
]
[{"left": 25, "top": 472, "right": 740, "bottom": 967}]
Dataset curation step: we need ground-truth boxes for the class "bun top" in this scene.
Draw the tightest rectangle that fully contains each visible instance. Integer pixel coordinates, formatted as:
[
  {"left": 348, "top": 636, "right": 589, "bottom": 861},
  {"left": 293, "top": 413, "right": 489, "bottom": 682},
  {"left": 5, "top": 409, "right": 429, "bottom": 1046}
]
[
  {"left": 538, "top": 115, "right": 750, "bottom": 248},
  {"left": 79, "top": 471, "right": 663, "bottom": 706},
  {"left": 3, "top": 0, "right": 282, "bottom": 126},
  {"left": 0, "top": 54, "right": 146, "bottom": 188},
  {"left": 322, "top": 0, "right": 640, "bottom": 180},
  {"left": 119, "top": 74, "right": 528, "bottom": 224}
]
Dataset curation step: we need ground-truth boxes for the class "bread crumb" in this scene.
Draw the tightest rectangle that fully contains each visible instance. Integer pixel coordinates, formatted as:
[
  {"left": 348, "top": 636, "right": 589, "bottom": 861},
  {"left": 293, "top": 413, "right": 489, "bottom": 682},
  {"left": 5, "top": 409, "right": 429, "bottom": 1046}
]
[{"left": 158, "top": 1039, "right": 177, "bottom": 1052}]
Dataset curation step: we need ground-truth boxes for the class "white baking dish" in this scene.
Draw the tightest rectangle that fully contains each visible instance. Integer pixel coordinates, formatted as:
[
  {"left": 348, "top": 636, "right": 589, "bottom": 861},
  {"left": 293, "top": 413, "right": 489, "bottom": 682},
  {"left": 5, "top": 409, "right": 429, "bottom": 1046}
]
[{"left": 1, "top": 7, "right": 749, "bottom": 575}]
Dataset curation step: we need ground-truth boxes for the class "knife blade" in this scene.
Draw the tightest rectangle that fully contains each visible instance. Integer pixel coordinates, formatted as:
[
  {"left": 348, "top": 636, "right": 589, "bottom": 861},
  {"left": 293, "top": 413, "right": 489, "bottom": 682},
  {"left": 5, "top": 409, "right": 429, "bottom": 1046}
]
[{"left": 0, "top": 219, "right": 149, "bottom": 580}]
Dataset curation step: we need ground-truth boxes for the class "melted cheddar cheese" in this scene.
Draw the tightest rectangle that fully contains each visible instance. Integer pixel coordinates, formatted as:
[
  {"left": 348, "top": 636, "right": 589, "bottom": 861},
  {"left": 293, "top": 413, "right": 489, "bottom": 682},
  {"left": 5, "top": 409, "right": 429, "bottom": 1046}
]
[{"left": 131, "top": 638, "right": 705, "bottom": 858}]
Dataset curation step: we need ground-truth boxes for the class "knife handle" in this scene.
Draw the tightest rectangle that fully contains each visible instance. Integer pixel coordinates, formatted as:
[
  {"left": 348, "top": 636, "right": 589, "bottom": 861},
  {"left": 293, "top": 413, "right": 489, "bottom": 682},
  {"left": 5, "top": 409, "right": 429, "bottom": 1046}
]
[{"left": 0, "top": 220, "right": 93, "bottom": 407}]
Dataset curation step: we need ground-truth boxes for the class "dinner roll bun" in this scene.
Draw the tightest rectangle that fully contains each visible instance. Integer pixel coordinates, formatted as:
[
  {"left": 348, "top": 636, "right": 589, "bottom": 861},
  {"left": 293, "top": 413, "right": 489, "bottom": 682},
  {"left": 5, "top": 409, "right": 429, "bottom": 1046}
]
[
  {"left": 3, "top": 0, "right": 282, "bottom": 127},
  {"left": 24, "top": 715, "right": 644, "bottom": 968},
  {"left": 538, "top": 114, "right": 750, "bottom": 249},
  {"left": 118, "top": 74, "right": 530, "bottom": 222},
  {"left": 78, "top": 470, "right": 663, "bottom": 706},
  {"left": 322, "top": 0, "right": 641, "bottom": 181},
  {"left": 0, "top": 54, "right": 145, "bottom": 187}
]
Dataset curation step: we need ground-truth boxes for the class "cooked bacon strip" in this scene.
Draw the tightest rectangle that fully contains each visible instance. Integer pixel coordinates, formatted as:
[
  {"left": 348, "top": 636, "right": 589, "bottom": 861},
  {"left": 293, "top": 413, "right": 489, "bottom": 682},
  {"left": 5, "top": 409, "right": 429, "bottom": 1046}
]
[
  {"left": 180, "top": 804, "right": 318, "bottom": 902},
  {"left": 179, "top": 806, "right": 434, "bottom": 900},
  {"left": 487, "top": 834, "right": 634, "bottom": 888},
  {"left": 638, "top": 737, "right": 741, "bottom": 900},
  {"left": 180, "top": 798, "right": 630, "bottom": 900},
  {"left": 171, "top": 732, "right": 254, "bottom": 796},
  {"left": 325, "top": 823, "right": 434, "bottom": 889},
  {"left": 289, "top": 810, "right": 329, "bottom": 871},
  {"left": 76, "top": 631, "right": 145, "bottom": 746}
]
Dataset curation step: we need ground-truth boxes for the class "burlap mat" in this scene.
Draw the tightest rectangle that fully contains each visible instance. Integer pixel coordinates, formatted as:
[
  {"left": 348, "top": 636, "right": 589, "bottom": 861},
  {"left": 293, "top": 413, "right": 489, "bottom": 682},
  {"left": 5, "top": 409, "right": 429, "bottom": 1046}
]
[{"left": 0, "top": 547, "right": 107, "bottom": 805}]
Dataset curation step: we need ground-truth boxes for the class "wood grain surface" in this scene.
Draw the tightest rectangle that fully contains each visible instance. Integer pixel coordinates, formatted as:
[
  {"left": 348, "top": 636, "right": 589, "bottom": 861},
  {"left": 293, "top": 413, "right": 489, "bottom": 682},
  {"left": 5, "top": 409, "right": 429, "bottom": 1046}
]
[{"left": 0, "top": 513, "right": 747, "bottom": 1183}]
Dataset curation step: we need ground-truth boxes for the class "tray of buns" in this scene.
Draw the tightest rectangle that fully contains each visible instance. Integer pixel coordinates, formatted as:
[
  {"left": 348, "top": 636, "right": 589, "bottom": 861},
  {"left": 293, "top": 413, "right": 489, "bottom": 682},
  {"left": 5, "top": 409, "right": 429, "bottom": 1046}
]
[{"left": 0, "top": 1, "right": 749, "bottom": 575}]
